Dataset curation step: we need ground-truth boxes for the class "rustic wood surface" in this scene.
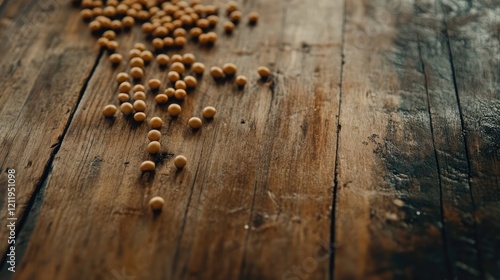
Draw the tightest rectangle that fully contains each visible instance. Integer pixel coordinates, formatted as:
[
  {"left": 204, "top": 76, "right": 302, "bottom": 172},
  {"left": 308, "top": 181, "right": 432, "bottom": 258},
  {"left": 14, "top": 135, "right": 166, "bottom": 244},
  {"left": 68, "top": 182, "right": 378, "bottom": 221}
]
[{"left": 0, "top": 0, "right": 498, "bottom": 279}]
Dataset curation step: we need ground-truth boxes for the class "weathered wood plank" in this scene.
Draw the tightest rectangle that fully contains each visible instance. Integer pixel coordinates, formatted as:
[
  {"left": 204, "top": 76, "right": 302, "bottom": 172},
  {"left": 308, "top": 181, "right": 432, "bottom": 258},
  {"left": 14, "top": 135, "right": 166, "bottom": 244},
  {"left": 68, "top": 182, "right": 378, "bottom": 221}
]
[
  {"left": 414, "top": 0, "right": 482, "bottom": 277},
  {"left": 13, "top": 0, "right": 343, "bottom": 279},
  {"left": 442, "top": 0, "right": 500, "bottom": 278},
  {"left": 334, "top": 0, "right": 448, "bottom": 278},
  {"left": 0, "top": 0, "right": 98, "bottom": 264},
  {"left": 177, "top": 0, "right": 343, "bottom": 279}
]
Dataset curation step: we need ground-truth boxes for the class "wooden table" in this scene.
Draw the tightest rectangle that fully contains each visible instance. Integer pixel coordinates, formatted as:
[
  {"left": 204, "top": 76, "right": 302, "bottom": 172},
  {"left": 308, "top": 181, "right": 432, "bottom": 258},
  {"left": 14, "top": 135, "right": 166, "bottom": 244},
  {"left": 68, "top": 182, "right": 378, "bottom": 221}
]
[{"left": 0, "top": 0, "right": 498, "bottom": 279}]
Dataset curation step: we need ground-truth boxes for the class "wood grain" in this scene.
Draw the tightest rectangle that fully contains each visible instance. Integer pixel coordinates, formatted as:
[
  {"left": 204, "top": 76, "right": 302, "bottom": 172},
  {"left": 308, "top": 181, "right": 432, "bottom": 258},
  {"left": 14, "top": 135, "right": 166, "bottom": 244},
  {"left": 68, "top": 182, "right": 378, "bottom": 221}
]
[
  {"left": 0, "top": 0, "right": 98, "bottom": 262},
  {"left": 334, "top": 0, "right": 448, "bottom": 278},
  {"left": 442, "top": 0, "right": 500, "bottom": 277},
  {"left": 0, "top": 0, "right": 498, "bottom": 279},
  {"left": 13, "top": 0, "right": 343, "bottom": 279},
  {"left": 416, "top": 0, "right": 481, "bottom": 277}
]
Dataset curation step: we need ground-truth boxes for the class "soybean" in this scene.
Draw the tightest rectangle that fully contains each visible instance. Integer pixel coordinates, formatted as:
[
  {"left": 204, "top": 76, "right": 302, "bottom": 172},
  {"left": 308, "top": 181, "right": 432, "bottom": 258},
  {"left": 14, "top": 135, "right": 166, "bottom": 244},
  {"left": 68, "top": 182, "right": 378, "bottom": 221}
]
[
  {"left": 109, "top": 53, "right": 123, "bottom": 64},
  {"left": 175, "top": 80, "right": 187, "bottom": 90},
  {"left": 236, "top": 75, "right": 248, "bottom": 87},
  {"left": 102, "top": 105, "right": 117, "bottom": 117},
  {"left": 140, "top": 160, "right": 155, "bottom": 172},
  {"left": 133, "top": 100, "right": 147, "bottom": 111},
  {"left": 116, "top": 72, "right": 129, "bottom": 83},
  {"left": 133, "top": 84, "right": 146, "bottom": 93},
  {"left": 149, "top": 117, "right": 163, "bottom": 129},
  {"left": 140, "top": 50, "right": 154, "bottom": 62},
  {"left": 147, "top": 141, "right": 161, "bottom": 154},
  {"left": 171, "top": 54, "right": 183, "bottom": 63},
  {"left": 168, "top": 104, "right": 182, "bottom": 116},
  {"left": 117, "top": 93, "right": 130, "bottom": 102},
  {"left": 192, "top": 62, "right": 205, "bottom": 75},
  {"left": 170, "top": 62, "right": 185, "bottom": 74},
  {"left": 229, "top": 11, "right": 242, "bottom": 23},
  {"left": 257, "top": 66, "right": 271, "bottom": 78},
  {"left": 182, "top": 53, "right": 195, "bottom": 65},
  {"left": 164, "top": 88, "right": 176, "bottom": 98},
  {"left": 148, "top": 130, "right": 161, "bottom": 141},
  {"left": 173, "top": 155, "right": 187, "bottom": 169},
  {"left": 148, "top": 78, "right": 162, "bottom": 90},
  {"left": 97, "top": 37, "right": 109, "bottom": 48},
  {"left": 120, "top": 102, "right": 134, "bottom": 115},
  {"left": 155, "top": 94, "right": 169, "bottom": 104},
  {"left": 184, "top": 76, "right": 197, "bottom": 88},
  {"left": 134, "top": 91, "right": 146, "bottom": 101},
  {"left": 119, "top": 82, "right": 132, "bottom": 92},
  {"left": 130, "top": 57, "right": 145, "bottom": 68},
  {"left": 134, "top": 112, "right": 147, "bottom": 122},
  {"left": 130, "top": 67, "right": 144, "bottom": 79},
  {"left": 174, "top": 89, "right": 187, "bottom": 99},
  {"left": 129, "top": 49, "right": 141, "bottom": 59},
  {"left": 222, "top": 63, "right": 237, "bottom": 75},
  {"left": 248, "top": 12, "right": 260, "bottom": 25},
  {"left": 156, "top": 54, "right": 170, "bottom": 66},
  {"left": 210, "top": 66, "right": 224, "bottom": 79},
  {"left": 202, "top": 106, "right": 217, "bottom": 119},
  {"left": 149, "top": 196, "right": 164, "bottom": 210},
  {"left": 224, "top": 21, "right": 235, "bottom": 33},
  {"left": 106, "top": 40, "right": 119, "bottom": 51},
  {"left": 188, "top": 117, "right": 202, "bottom": 129}
]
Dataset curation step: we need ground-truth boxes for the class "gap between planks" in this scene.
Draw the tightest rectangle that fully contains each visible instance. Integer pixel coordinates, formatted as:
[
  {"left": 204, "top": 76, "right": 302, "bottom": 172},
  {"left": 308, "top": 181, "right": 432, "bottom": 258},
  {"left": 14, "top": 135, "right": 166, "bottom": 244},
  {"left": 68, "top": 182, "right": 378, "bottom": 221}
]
[
  {"left": 0, "top": 49, "right": 105, "bottom": 273},
  {"left": 329, "top": 0, "right": 347, "bottom": 279}
]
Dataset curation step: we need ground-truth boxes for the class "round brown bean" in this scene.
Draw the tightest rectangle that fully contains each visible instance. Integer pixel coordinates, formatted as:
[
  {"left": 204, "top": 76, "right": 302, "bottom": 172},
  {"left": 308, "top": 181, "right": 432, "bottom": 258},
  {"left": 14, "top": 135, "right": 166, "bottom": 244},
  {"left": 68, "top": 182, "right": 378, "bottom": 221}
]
[
  {"left": 202, "top": 106, "right": 217, "bottom": 119},
  {"left": 184, "top": 76, "right": 197, "bottom": 87},
  {"left": 155, "top": 94, "right": 169, "bottom": 104},
  {"left": 210, "top": 66, "right": 224, "bottom": 79},
  {"left": 174, "top": 155, "right": 187, "bottom": 169},
  {"left": 175, "top": 80, "right": 187, "bottom": 90},
  {"left": 148, "top": 130, "right": 161, "bottom": 141},
  {"left": 133, "top": 84, "right": 146, "bottom": 93},
  {"left": 168, "top": 104, "right": 182, "bottom": 116},
  {"left": 119, "top": 82, "right": 132, "bottom": 92},
  {"left": 164, "top": 88, "right": 175, "bottom": 98},
  {"left": 148, "top": 78, "right": 162, "bottom": 90},
  {"left": 102, "top": 105, "right": 117, "bottom": 117},
  {"left": 133, "top": 100, "right": 147, "bottom": 111},
  {"left": 188, "top": 117, "right": 202, "bottom": 129},
  {"left": 174, "top": 89, "right": 187, "bottom": 99},
  {"left": 149, "top": 196, "right": 164, "bottom": 210},
  {"left": 257, "top": 66, "right": 271, "bottom": 78},
  {"left": 134, "top": 112, "right": 146, "bottom": 122},
  {"left": 171, "top": 54, "right": 183, "bottom": 63},
  {"left": 140, "top": 50, "right": 154, "bottom": 62},
  {"left": 170, "top": 62, "right": 185, "bottom": 74},
  {"left": 222, "top": 63, "right": 237, "bottom": 75},
  {"left": 156, "top": 54, "right": 170, "bottom": 66},
  {"left": 109, "top": 53, "right": 123, "bottom": 64},
  {"left": 248, "top": 12, "right": 259, "bottom": 25},
  {"left": 120, "top": 102, "right": 134, "bottom": 115},
  {"left": 192, "top": 62, "right": 205, "bottom": 75},
  {"left": 147, "top": 141, "right": 161, "bottom": 154},
  {"left": 224, "top": 21, "right": 235, "bottom": 33},
  {"left": 116, "top": 72, "right": 129, "bottom": 83},
  {"left": 149, "top": 117, "right": 163, "bottom": 129},
  {"left": 117, "top": 93, "right": 130, "bottom": 102},
  {"left": 130, "top": 57, "right": 145, "bottom": 68},
  {"left": 134, "top": 91, "right": 146, "bottom": 101},
  {"left": 140, "top": 160, "right": 155, "bottom": 172},
  {"left": 130, "top": 67, "right": 144, "bottom": 79},
  {"left": 236, "top": 75, "right": 248, "bottom": 87}
]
